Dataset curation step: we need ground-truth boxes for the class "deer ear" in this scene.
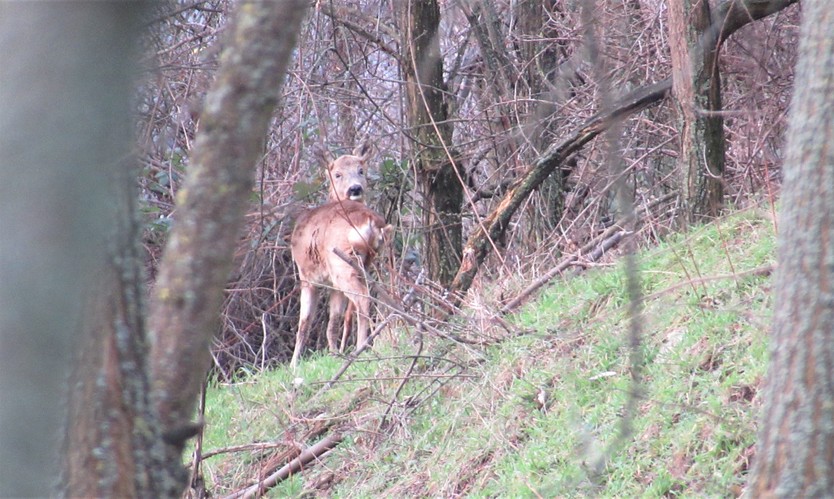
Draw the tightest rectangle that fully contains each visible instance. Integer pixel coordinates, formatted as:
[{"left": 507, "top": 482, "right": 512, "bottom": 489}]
[
  {"left": 352, "top": 141, "right": 373, "bottom": 162},
  {"left": 314, "top": 145, "right": 335, "bottom": 170}
]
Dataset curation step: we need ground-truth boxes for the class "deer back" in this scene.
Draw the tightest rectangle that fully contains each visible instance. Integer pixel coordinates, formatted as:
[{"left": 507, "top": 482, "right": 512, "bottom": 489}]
[{"left": 291, "top": 200, "right": 390, "bottom": 286}]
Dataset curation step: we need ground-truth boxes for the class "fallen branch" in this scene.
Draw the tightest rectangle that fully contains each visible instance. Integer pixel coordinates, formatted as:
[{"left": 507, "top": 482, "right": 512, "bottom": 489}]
[
  {"left": 200, "top": 441, "right": 287, "bottom": 461},
  {"left": 501, "top": 192, "right": 678, "bottom": 313},
  {"left": 222, "top": 432, "right": 344, "bottom": 499},
  {"left": 501, "top": 230, "right": 626, "bottom": 314},
  {"left": 311, "top": 373, "right": 478, "bottom": 383},
  {"left": 449, "top": 79, "right": 672, "bottom": 299}
]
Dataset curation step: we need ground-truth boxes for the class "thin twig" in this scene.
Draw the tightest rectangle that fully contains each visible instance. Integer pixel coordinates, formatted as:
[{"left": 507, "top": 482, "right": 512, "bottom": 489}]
[
  {"left": 642, "top": 264, "right": 775, "bottom": 303},
  {"left": 200, "top": 441, "right": 287, "bottom": 461},
  {"left": 379, "top": 328, "right": 423, "bottom": 430}
]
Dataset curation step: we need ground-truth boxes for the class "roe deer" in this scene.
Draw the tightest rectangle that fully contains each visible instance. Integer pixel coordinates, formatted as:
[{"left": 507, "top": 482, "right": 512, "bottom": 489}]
[
  {"left": 324, "top": 142, "right": 371, "bottom": 203},
  {"left": 290, "top": 199, "right": 392, "bottom": 369},
  {"left": 310, "top": 141, "right": 374, "bottom": 352}
]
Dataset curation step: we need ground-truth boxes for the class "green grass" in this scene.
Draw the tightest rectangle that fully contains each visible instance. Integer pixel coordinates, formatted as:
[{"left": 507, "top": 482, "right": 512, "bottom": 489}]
[{"left": 195, "top": 208, "right": 777, "bottom": 497}]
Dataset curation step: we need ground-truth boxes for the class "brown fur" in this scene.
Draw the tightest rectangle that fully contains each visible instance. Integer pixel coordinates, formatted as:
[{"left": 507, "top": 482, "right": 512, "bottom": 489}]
[
  {"left": 324, "top": 142, "right": 371, "bottom": 203},
  {"left": 290, "top": 200, "right": 392, "bottom": 369}
]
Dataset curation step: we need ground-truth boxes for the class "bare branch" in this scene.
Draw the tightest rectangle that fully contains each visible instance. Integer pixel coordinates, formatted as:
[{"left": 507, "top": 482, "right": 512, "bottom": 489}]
[{"left": 449, "top": 0, "right": 799, "bottom": 300}]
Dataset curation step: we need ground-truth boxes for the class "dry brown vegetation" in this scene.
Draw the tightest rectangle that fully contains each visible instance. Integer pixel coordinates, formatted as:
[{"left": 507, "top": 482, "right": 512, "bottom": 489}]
[{"left": 136, "top": 1, "right": 799, "bottom": 376}]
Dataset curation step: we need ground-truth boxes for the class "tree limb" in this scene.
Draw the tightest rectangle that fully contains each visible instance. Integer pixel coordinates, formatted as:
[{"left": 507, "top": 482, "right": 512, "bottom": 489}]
[
  {"left": 317, "top": 3, "right": 399, "bottom": 59},
  {"left": 714, "top": 0, "right": 800, "bottom": 45},
  {"left": 148, "top": 0, "right": 310, "bottom": 442},
  {"left": 450, "top": 79, "right": 672, "bottom": 296},
  {"left": 223, "top": 433, "right": 344, "bottom": 499}
]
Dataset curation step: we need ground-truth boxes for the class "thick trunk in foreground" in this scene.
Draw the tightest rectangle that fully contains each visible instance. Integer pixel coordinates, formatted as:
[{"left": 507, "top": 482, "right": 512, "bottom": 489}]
[
  {"left": 747, "top": 2, "right": 834, "bottom": 495},
  {"left": 0, "top": 4, "right": 158, "bottom": 496},
  {"left": 148, "top": 0, "right": 309, "bottom": 439},
  {"left": 65, "top": 215, "right": 179, "bottom": 496}
]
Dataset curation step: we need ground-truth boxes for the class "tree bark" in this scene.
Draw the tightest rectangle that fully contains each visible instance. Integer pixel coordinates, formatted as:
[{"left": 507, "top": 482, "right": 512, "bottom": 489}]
[
  {"left": 148, "top": 0, "right": 309, "bottom": 440},
  {"left": 668, "top": 0, "right": 725, "bottom": 222},
  {"left": 65, "top": 189, "right": 180, "bottom": 496},
  {"left": 514, "top": 0, "right": 565, "bottom": 226},
  {"left": 747, "top": 2, "right": 834, "bottom": 496},
  {"left": 0, "top": 4, "right": 155, "bottom": 496},
  {"left": 399, "top": 0, "right": 463, "bottom": 287}
]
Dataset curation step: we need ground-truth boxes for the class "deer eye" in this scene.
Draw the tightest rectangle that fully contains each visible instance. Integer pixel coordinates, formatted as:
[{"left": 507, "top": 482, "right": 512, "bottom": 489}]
[
  {"left": 334, "top": 173, "right": 342, "bottom": 178},
  {"left": 358, "top": 168, "right": 364, "bottom": 175}
]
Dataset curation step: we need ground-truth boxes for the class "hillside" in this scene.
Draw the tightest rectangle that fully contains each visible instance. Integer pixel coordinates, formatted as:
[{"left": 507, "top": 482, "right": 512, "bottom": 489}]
[{"left": 194, "top": 207, "right": 777, "bottom": 498}]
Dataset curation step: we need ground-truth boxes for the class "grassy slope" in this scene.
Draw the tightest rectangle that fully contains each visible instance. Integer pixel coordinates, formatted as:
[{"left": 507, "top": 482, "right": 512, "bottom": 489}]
[{"left": 198, "top": 208, "right": 777, "bottom": 497}]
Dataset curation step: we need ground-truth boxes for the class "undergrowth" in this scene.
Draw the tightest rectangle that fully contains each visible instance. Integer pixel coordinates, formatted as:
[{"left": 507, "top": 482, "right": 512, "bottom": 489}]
[{"left": 195, "top": 208, "right": 776, "bottom": 498}]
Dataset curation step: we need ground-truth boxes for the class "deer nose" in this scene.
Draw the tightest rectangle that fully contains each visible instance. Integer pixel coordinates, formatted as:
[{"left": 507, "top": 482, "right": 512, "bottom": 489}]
[{"left": 348, "top": 185, "right": 364, "bottom": 199}]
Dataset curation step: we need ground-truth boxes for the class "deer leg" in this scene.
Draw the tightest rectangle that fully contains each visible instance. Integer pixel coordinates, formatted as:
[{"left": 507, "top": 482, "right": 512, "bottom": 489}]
[
  {"left": 326, "top": 290, "right": 347, "bottom": 353},
  {"left": 352, "top": 292, "right": 372, "bottom": 350},
  {"left": 340, "top": 302, "right": 354, "bottom": 353},
  {"left": 291, "top": 283, "right": 318, "bottom": 370}
]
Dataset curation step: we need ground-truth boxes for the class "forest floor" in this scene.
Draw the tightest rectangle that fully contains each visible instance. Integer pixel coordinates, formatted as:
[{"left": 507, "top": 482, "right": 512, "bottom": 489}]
[{"left": 193, "top": 206, "right": 777, "bottom": 498}]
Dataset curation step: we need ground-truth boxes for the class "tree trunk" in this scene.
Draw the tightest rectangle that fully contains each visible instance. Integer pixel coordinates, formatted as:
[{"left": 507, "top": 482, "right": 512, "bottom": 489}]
[
  {"left": 668, "top": 0, "right": 725, "bottom": 223},
  {"left": 747, "top": 2, "right": 834, "bottom": 495},
  {"left": 514, "top": 0, "right": 567, "bottom": 231},
  {"left": 148, "top": 0, "right": 309, "bottom": 439},
  {"left": 399, "top": 0, "right": 462, "bottom": 286},
  {"left": 64, "top": 183, "right": 181, "bottom": 496},
  {"left": 0, "top": 4, "right": 161, "bottom": 496}
]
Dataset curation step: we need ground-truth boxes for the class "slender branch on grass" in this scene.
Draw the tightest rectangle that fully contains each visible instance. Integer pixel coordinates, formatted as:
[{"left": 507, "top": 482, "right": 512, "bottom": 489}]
[
  {"left": 199, "top": 441, "right": 287, "bottom": 461},
  {"left": 311, "top": 373, "right": 477, "bottom": 384},
  {"left": 332, "top": 246, "right": 485, "bottom": 348},
  {"left": 351, "top": 354, "right": 468, "bottom": 370},
  {"left": 380, "top": 325, "right": 421, "bottom": 430},
  {"left": 501, "top": 230, "right": 626, "bottom": 313},
  {"left": 405, "top": 365, "right": 471, "bottom": 417},
  {"left": 222, "top": 433, "right": 344, "bottom": 499},
  {"left": 642, "top": 264, "right": 775, "bottom": 302},
  {"left": 309, "top": 314, "right": 400, "bottom": 398},
  {"left": 308, "top": 247, "right": 480, "bottom": 402}
]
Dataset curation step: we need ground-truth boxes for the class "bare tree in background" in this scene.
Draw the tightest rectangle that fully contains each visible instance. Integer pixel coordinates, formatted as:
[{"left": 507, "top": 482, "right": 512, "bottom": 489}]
[
  {"left": 747, "top": 2, "right": 834, "bottom": 495},
  {"left": 131, "top": 0, "right": 799, "bottom": 372},
  {"left": 668, "top": 0, "right": 725, "bottom": 222},
  {"left": 399, "top": 0, "right": 463, "bottom": 287}
]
